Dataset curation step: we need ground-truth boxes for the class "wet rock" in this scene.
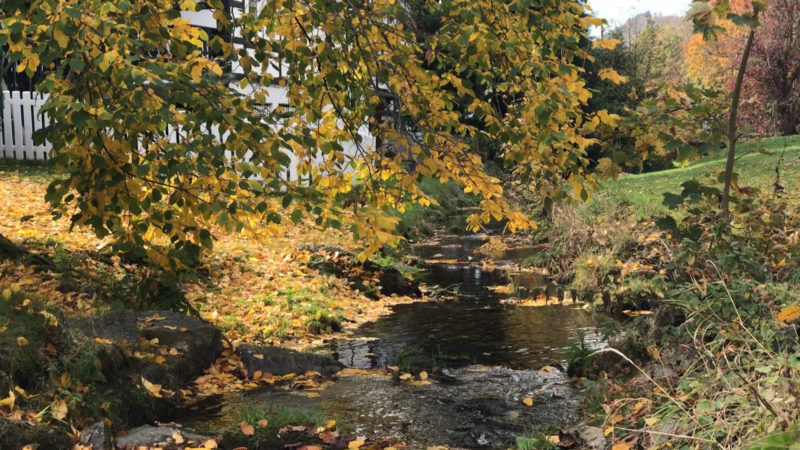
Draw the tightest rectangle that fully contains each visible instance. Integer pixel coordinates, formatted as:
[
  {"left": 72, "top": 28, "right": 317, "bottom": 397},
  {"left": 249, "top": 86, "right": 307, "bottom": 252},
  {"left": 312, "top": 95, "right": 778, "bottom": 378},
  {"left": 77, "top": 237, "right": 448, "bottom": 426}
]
[
  {"left": 370, "top": 262, "right": 422, "bottom": 297},
  {"left": 0, "top": 418, "right": 73, "bottom": 450},
  {"left": 67, "top": 309, "right": 139, "bottom": 347},
  {"left": 138, "top": 311, "right": 223, "bottom": 384},
  {"left": 114, "top": 425, "right": 214, "bottom": 449},
  {"left": 79, "top": 422, "right": 109, "bottom": 450},
  {"left": 236, "top": 344, "right": 343, "bottom": 377}
]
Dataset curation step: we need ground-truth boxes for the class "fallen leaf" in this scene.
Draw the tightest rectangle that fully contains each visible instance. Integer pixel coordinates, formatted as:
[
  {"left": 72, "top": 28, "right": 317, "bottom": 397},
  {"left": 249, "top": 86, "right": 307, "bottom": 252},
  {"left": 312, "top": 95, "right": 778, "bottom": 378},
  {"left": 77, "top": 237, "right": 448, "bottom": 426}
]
[
  {"left": 51, "top": 399, "right": 68, "bottom": 420},
  {"left": 348, "top": 440, "right": 365, "bottom": 449},
  {"left": 522, "top": 397, "right": 533, "bottom": 407},
  {"left": 16, "top": 336, "right": 28, "bottom": 347},
  {"left": 172, "top": 430, "right": 184, "bottom": 444},
  {"left": 611, "top": 444, "right": 632, "bottom": 450},
  {"left": 399, "top": 373, "right": 412, "bottom": 380},
  {"left": 418, "top": 370, "right": 428, "bottom": 380},
  {"left": 258, "top": 419, "right": 269, "bottom": 427},
  {"left": 0, "top": 391, "right": 16, "bottom": 410},
  {"left": 141, "top": 377, "right": 162, "bottom": 398},
  {"left": 604, "top": 426, "right": 614, "bottom": 436},
  {"left": 240, "top": 421, "right": 255, "bottom": 436}
]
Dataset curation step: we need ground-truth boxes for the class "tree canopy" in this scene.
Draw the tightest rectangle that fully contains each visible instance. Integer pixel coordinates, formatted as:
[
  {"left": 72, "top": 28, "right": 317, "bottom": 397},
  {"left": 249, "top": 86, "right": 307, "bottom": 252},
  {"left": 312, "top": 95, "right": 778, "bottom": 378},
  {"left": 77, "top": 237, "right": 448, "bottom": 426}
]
[{"left": 0, "top": 0, "right": 624, "bottom": 267}]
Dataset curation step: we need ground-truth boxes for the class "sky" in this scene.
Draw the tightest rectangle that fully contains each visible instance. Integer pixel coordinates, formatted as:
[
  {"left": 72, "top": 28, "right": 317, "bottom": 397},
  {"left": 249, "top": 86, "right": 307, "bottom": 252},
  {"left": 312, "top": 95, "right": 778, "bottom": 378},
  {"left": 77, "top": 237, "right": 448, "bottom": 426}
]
[{"left": 587, "top": 0, "right": 691, "bottom": 27}]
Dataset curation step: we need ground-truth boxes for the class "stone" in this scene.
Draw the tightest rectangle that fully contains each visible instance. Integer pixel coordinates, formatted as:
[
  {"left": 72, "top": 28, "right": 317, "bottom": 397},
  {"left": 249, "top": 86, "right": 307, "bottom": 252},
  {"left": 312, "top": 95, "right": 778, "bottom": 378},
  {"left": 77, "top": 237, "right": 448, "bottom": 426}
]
[
  {"left": 236, "top": 344, "right": 343, "bottom": 378},
  {"left": 575, "top": 426, "right": 606, "bottom": 450},
  {"left": 138, "top": 311, "right": 223, "bottom": 384},
  {"left": 0, "top": 418, "right": 73, "bottom": 450},
  {"left": 79, "top": 422, "right": 109, "bottom": 450},
  {"left": 67, "top": 309, "right": 139, "bottom": 347},
  {"left": 114, "top": 425, "right": 214, "bottom": 449}
]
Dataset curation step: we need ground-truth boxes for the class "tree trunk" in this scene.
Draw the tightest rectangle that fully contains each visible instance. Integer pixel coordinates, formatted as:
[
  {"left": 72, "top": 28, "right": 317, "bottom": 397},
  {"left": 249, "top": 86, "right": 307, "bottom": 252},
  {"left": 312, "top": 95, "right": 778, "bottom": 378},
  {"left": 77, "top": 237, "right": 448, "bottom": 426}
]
[
  {"left": 0, "top": 233, "right": 53, "bottom": 267},
  {"left": 0, "top": 233, "right": 28, "bottom": 261},
  {"left": 721, "top": 28, "right": 756, "bottom": 220}
]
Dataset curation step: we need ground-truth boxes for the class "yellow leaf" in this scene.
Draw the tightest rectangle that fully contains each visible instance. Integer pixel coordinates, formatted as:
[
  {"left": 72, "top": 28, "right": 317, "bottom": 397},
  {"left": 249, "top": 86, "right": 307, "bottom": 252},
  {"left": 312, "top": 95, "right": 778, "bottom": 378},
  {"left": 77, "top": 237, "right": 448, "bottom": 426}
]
[
  {"left": 324, "top": 420, "right": 336, "bottom": 429},
  {"left": 258, "top": 419, "right": 269, "bottom": 427},
  {"left": 418, "top": 371, "right": 428, "bottom": 380},
  {"left": 604, "top": 426, "right": 614, "bottom": 436},
  {"left": 172, "top": 430, "right": 184, "bottom": 444},
  {"left": 777, "top": 304, "right": 800, "bottom": 324},
  {"left": 546, "top": 435, "right": 560, "bottom": 444},
  {"left": 141, "top": 377, "right": 162, "bottom": 398},
  {"left": 16, "top": 336, "right": 28, "bottom": 347},
  {"left": 348, "top": 439, "right": 365, "bottom": 449},
  {"left": 53, "top": 28, "right": 69, "bottom": 48},
  {"left": 611, "top": 444, "right": 632, "bottom": 450},
  {"left": 644, "top": 417, "right": 659, "bottom": 426},
  {"left": 51, "top": 399, "right": 68, "bottom": 420},
  {"left": 0, "top": 391, "right": 16, "bottom": 410},
  {"left": 399, "top": 373, "right": 412, "bottom": 380},
  {"left": 240, "top": 421, "right": 255, "bottom": 435},
  {"left": 522, "top": 397, "right": 533, "bottom": 407},
  {"left": 201, "top": 439, "right": 218, "bottom": 448},
  {"left": 540, "top": 365, "right": 555, "bottom": 373}
]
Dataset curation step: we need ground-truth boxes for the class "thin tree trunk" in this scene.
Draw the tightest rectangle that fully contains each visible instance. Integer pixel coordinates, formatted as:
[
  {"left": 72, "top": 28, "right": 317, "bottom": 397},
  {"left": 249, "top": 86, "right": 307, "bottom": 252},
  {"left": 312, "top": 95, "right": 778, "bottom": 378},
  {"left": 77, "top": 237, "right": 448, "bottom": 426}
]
[{"left": 721, "top": 28, "right": 756, "bottom": 219}]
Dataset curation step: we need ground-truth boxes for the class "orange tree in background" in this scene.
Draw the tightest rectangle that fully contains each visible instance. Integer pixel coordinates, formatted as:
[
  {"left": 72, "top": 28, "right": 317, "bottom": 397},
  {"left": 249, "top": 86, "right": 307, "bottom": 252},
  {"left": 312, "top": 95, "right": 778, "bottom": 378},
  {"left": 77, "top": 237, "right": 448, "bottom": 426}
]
[{"left": 0, "top": 0, "right": 627, "bottom": 268}]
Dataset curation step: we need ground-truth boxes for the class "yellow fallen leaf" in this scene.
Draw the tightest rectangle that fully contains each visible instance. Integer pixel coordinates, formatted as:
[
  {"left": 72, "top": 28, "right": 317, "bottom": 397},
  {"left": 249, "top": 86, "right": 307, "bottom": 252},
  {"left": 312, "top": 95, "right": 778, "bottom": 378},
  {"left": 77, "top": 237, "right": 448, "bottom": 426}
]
[
  {"left": 324, "top": 419, "right": 336, "bottom": 429},
  {"left": 0, "top": 391, "right": 16, "bottom": 410},
  {"left": 16, "top": 336, "right": 28, "bottom": 347},
  {"left": 51, "top": 399, "right": 68, "bottom": 420},
  {"left": 348, "top": 440, "right": 365, "bottom": 449},
  {"left": 546, "top": 435, "right": 560, "bottom": 444},
  {"left": 200, "top": 439, "right": 218, "bottom": 448},
  {"left": 644, "top": 417, "right": 659, "bottom": 426},
  {"left": 172, "top": 430, "right": 184, "bottom": 444},
  {"left": 540, "top": 365, "right": 555, "bottom": 372},
  {"left": 141, "top": 377, "right": 162, "bottom": 398},
  {"left": 252, "top": 370, "right": 263, "bottom": 379},
  {"left": 399, "top": 373, "right": 412, "bottom": 380},
  {"left": 604, "top": 426, "right": 614, "bottom": 436},
  {"left": 418, "top": 370, "right": 429, "bottom": 380},
  {"left": 522, "top": 397, "right": 533, "bottom": 407},
  {"left": 258, "top": 419, "right": 269, "bottom": 427},
  {"left": 240, "top": 421, "right": 255, "bottom": 436},
  {"left": 611, "top": 444, "right": 632, "bottom": 450}
]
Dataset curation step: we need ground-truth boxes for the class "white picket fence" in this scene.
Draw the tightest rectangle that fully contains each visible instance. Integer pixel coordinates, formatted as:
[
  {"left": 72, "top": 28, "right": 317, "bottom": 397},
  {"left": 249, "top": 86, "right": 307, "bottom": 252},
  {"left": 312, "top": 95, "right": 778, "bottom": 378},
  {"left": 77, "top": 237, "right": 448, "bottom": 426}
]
[{"left": 1, "top": 90, "right": 52, "bottom": 160}]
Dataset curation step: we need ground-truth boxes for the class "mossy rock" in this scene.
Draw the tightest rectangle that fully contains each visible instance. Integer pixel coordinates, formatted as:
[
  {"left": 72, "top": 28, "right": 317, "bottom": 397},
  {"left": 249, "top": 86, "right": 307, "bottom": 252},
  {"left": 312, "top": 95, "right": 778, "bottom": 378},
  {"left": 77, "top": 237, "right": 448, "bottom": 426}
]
[{"left": 0, "top": 418, "right": 72, "bottom": 450}]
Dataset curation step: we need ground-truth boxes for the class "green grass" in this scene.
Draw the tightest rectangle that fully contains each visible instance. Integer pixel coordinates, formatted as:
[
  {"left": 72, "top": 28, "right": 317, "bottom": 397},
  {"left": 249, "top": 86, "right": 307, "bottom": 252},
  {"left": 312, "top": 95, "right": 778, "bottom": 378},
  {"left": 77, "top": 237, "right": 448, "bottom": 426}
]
[
  {"left": 597, "top": 135, "right": 800, "bottom": 218},
  {"left": 0, "top": 159, "right": 57, "bottom": 182}
]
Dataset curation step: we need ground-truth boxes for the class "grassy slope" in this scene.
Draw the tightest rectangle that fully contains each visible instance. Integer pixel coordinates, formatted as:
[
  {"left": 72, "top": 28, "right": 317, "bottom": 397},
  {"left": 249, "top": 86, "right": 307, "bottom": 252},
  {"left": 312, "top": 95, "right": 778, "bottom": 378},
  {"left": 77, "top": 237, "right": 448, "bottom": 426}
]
[{"left": 598, "top": 135, "right": 800, "bottom": 218}]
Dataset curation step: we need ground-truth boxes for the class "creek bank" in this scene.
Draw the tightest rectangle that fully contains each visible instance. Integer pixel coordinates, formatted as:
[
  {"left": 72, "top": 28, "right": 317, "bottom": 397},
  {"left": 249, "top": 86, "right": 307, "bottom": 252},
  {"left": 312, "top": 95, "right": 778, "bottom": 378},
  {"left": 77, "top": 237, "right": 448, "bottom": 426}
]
[{"left": 302, "top": 245, "right": 422, "bottom": 299}]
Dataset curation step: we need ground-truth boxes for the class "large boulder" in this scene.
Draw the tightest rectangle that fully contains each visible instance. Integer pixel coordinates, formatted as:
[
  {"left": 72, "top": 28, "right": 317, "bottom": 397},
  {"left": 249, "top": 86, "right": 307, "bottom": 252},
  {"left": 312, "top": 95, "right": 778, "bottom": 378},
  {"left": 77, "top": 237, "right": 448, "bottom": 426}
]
[
  {"left": 236, "top": 344, "right": 343, "bottom": 378},
  {"left": 66, "top": 309, "right": 139, "bottom": 347},
  {"left": 114, "top": 425, "right": 215, "bottom": 449},
  {"left": 138, "top": 311, "right": 223, "bottom": 384}
]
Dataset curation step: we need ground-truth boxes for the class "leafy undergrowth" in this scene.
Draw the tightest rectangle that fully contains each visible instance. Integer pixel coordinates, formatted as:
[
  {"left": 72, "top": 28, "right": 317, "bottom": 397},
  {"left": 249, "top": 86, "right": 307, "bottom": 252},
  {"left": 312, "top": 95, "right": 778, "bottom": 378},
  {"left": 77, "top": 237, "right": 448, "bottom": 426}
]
[
  {"left": 0, "top": 169, "right": 425, "bottom": 442},
  {"left": 530, "top": 169, "right": 800, "bottom": 448}
]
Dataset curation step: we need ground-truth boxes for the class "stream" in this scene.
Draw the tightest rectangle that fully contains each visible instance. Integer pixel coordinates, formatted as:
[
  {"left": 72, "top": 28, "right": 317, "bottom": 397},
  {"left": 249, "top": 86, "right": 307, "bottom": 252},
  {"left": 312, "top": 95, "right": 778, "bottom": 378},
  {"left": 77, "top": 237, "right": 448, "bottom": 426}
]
[{"left": 206, "top": 234, "right": 605, "bottom": 449}]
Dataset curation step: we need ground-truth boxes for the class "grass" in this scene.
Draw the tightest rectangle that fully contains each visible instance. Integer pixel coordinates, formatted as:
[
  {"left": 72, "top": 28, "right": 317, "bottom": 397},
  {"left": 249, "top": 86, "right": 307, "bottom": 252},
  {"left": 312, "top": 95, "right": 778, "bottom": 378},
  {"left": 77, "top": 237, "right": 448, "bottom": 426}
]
[{"left": 598, "top": 135, "right": 800, "bottom": 219}]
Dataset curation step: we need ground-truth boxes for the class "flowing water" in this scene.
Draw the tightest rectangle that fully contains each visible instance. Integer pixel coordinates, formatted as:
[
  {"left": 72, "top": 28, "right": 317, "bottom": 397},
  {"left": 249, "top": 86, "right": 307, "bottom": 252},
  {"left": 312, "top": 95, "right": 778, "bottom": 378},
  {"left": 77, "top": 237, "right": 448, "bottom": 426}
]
[{"left": 211, "top": 235, "right": 605, "bottom": 448}]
